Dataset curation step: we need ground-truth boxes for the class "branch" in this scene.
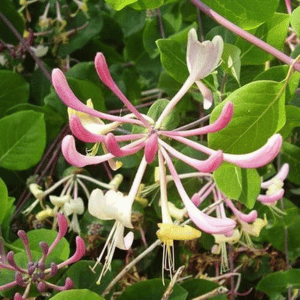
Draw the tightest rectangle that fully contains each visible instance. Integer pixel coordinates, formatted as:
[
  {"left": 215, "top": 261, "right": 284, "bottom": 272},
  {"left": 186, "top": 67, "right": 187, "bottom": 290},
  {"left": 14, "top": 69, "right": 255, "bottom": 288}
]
[{"left": 190, "top": 0, "right": 300, "bottom": 73}]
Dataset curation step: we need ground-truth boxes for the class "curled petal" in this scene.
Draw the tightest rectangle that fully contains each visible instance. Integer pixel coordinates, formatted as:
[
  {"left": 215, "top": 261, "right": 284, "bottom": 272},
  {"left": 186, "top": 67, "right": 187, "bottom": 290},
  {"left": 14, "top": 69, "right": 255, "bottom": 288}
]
[
  {"left": 257, "top": 189, "right": 285, "bottom": 204},
  {"left": 224, "top": 198, "right": 257, "bottom": 223},
  {"left": 223, "top": 134, "right": 283, "bottom": 168},
  {"left": 94, "top": 53, "right": 150, "bottom": 127},
  {"left": 162, "top": 102, "right": 233, "bottom": 137},
  {"left": 105, "top": 133, "right": 145, "bottom": 157},
  {"left": 52, "top": 68, "right": 141, "bottom": 125},
  {"left": 144, "top": 133, "right": 158, "bottom": 164},
  {"left": 62, "top": 135, "right": 114, "bottom": 167},
  {"left": 160, "top": 140, "right": 223, "bottom": 172},
  {"left": 161, "top": 147, "right": 236, "bottom": 234},
  {"left": 57, "top": 236, "right": 85, "bottom": 269},
  {"left": 115, "top": 227, "right": 134, "bottom": 250},
  {"left": 69, "top": 114, "right": 105, "bottom": 143},
  {"left": 185, "top": 199, "right": 236, "bottom": 234},
  {"left": 196, "top": 80, "right": 213, "bottom": 109},
  {"left": 261, "top": 163, "right": 289, "bottom": 189}
]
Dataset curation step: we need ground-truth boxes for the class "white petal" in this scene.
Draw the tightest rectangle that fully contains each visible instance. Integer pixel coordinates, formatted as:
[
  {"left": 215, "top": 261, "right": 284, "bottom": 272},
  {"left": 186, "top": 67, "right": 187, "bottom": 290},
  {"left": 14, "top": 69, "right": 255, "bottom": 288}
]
[{"left": 88, "top": 189, "right": 113, "bottom": 220}]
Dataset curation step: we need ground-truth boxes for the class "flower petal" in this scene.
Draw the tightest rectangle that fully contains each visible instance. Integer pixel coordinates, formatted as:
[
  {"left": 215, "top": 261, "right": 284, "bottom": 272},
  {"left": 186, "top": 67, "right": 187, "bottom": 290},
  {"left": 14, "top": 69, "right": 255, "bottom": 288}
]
[
  {"left": 52, "top": 68, "right": 142, "bottom": 125},
  {"left": 257, "top": 189, "right": 284, "bottom": 204},
  {"left": 223, "top": 134, "right": 283, "bottom": 168},
  {"left": 261, "top": 163, "right": 289, "bottom": 189},
  {"left": 144, "top": 133, "right": 158, "bottom": 164},
  {"left": 62, "top": 135, "right": 114, "bottom": 167},
  {"left": 105, "top": 133, "right": 145, "bottom": 157}
]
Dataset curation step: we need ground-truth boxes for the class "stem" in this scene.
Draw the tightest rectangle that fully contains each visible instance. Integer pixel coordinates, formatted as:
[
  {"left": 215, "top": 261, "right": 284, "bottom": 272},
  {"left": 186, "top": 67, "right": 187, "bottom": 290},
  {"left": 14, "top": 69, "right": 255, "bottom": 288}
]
[
  {"left": 0, "top": 12, "right": 51, "bottom": 81},
  {"left": 156, "top": 8, "right": 165, "bottom": 39},
  {"left": 101, "top": 239, "right": 161, "bottom": 296},
  {"left": 190, "top": 0, "right": 300, "bottom": 73},
  {"left": 156, "top": 76, "right": 194, "bottom": 128}
]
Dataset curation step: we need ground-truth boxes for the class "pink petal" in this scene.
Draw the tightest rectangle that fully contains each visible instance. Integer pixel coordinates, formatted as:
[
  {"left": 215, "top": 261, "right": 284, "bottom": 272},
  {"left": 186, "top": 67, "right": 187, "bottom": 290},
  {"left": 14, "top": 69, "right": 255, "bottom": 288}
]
[
  {"left": 52, "top": 68, "right": 142, "bottom": 125},
  {"left": 160, "top": 140, "right": 223, "bottom": 172},
  {"left": 224, "top": 198, "right": 258, "bottom": 223},
  {"left": 162, "top": 101, "right": 233, "bottom": 137},
  {"left": 261, "top": 163, "right": 289, "bottom": 189},
  {"left": 105, "top": 133, "right": 145, "bottom": 157},
  {"left": 223, "top": 134, "right": 283, "bottom": 168},
  {"left": 61, "top": 135, "right": 114, "bottom": 167},
  {"left": 94, "top": 53, "right": 150, "bottom": 127},
  {"left": 57, "top": 236, "right": 85, "bottom": 269},
  {"left": 47, "top": 214, "right": 68, "bottom": 255},
  {"left": 69, "top": 115, "right": 105, "bottom": 143},
  {"left": 144, "top": 133, "right": 158, "bottom": 164},
  {"left": 257, "top": 189, "right": 285, "bottom": 203},
  {"left": 160, "top": 147, "right": 236, "bottom": 234}
]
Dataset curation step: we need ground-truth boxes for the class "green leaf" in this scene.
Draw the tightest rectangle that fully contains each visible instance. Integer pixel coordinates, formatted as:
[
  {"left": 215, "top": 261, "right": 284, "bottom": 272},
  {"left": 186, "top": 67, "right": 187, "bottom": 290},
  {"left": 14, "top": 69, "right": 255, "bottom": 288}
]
[
  {"left": 208, "top": 81, "right": 286, "bottom": 154},
  {"left": 56, "top": 260, "right": 124, "bottom": 296},
  {"left": 279, "top": 106, "right": 300, "bottom": 138},
  {"left": 156, "top": 39, "right": 188, "bottom": 84},
  {"left": 0, "top": 178, "right": 8, "bottom": 224},
  {"left": 254, "top": 65, "right": 300, "bottom": 103},
  {"left": 221, "top": 43, "right": 241, "bottom": 82},
  {"left": 236, "top": 13, "right": 290, "bottom": 65},
  {"left": 0, "top": 111, "right": 46, "bottom": 170},
  {"left": 119, "top": 278, "right": 188, "bottom": 300},
  {"left": 12, "top": 229, "right": 70, "bottom": 264},
  {"left": 49, "top": 289, "right": 105, "bottom": 300},
  {"left": 260, "top": 207, "right": 300, "bottom": 262},
  {"left": 130, "top": 0, "right": 164, "bottom": 10},
  {"left": 281, "top": 142, "right": 300, "bottom": 185},
  {"left": 143, "top": 19, "right": 161, "bottom": 58},
  {"left": 147, "top": 99, "right": 180, "bottom": 130},
  {"left": 180, "top": 279, "right": 227, "bottom": 300},
  {"left": 105, "top": 0, "right": 138, "bottom": 10},
  {"left": 202, "top": 0, "right": 280, "bottom": 30},
  {"left": 213, "top": 163, "right": 261, "bottom": 209},
  {"left": 291, "top": 6, "right": 300, "bottom": 36},
  {"left": 257, "top": 269, "right": 300, "bottom": 299},
  {"left": 0, "top": 70, "right": 30, "bottom": 117},
  {"left": 0, "top": 0, "right": 24, "bottom": 44}
]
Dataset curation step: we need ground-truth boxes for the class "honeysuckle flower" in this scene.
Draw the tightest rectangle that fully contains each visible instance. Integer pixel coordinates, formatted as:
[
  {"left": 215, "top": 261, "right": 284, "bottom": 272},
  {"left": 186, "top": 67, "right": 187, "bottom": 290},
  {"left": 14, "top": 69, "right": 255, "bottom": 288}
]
[
  {"left": 88, "top": 189, "right": 134, "bottom": 284},
  {"left": 258, "top": 163, "right": 289, "bottom": 206},
  {"left": 0, "top": 214, "right": 85, "bottom": 299},
  {"left": 26, "top": 171, "right": 120, "bottom": 233},
  {"left": 64, "top": 197, "right": 84, "bottom": 233},
  {"left": 186, "top": 28, "right": 223, "bottom": 109}
]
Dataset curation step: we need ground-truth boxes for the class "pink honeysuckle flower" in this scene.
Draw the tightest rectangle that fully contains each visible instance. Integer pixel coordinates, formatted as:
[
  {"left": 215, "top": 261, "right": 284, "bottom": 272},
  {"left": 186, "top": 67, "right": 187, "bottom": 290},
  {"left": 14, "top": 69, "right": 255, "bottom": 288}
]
[
  {"left": 257, "top": 163, "right": 289, "bottom": 205},
  {"left": 0, "top": 214, "right": 85, "bottom": 299}
]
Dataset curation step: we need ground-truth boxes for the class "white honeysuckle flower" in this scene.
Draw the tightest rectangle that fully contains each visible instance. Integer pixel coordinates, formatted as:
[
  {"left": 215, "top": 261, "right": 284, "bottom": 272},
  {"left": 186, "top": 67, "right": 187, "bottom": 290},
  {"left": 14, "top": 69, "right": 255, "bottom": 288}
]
[
  {"left": 64, "top": 197, "right": 85, "bottom": 233},
  {"left": 88, "top": 189, "right": 134, "bottom": 284},
  {"left": 50, "top": 195, "right": 71, "bottom": 208},
  {"left": 29, "top": 183, "right": 45, "bottom": 200},
  {"left": 187, "top": 28, "right": 223, "bottom": 109},
  {"left": 187, "top": 28, "right": 223, "bottom": 81}
]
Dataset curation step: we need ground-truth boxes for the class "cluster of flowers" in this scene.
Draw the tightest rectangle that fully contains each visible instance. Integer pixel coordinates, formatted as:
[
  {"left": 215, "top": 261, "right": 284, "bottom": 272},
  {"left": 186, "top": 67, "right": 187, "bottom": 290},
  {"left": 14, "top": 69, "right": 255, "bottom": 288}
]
[
  {"left": 50, "top": 28, "right": 288, "bottom": 282},
  {"left": 0, "top": 214, "right": 85, "bottom": 299}
]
